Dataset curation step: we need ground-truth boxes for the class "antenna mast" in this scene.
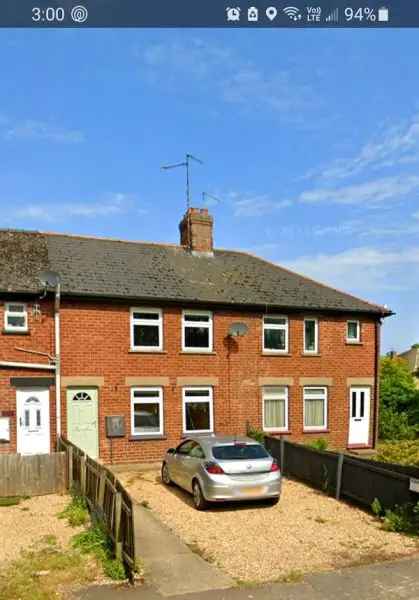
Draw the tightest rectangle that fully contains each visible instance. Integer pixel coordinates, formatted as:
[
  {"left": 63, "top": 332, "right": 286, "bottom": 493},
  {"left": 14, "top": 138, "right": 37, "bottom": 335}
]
[{"left": 161, "top": 153, "right": 203, "bottom": 212}]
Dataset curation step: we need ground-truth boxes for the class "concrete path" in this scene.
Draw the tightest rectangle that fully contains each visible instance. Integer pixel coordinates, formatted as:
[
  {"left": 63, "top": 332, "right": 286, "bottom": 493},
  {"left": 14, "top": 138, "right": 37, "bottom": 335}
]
[
  {"left": 131, "top": 504, "right": 233, "bottom": 596},
  {"left": 78, "top": 556, "right": 419, "bottom": 600}
]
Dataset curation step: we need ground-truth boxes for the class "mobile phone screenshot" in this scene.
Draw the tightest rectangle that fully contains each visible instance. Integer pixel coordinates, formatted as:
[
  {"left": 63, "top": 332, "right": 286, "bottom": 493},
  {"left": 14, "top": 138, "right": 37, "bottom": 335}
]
[{"left": 0, "top": 2, "right": 418, "bottom": 598}]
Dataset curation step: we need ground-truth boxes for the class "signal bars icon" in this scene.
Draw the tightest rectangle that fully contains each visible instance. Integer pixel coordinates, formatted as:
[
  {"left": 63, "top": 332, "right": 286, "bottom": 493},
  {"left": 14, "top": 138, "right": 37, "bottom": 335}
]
[{"left": 325, "top": 7, "right": 339, "bottom": 22}]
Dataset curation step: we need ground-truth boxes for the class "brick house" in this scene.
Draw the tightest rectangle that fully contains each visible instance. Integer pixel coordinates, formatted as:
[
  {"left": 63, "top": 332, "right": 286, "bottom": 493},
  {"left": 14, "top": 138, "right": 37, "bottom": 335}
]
[{"left": 0, "top": 208, "right": 391, "bottom": 462}]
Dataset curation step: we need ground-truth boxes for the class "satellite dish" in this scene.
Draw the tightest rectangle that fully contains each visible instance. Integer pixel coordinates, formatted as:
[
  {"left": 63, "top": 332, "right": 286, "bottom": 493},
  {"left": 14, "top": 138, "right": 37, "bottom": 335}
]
[
  {"left": 228, "top": 322, "right": 249, "bottom": 338},
  {"left": 39, "top": 271, "right": 61, "bottom": 288}
]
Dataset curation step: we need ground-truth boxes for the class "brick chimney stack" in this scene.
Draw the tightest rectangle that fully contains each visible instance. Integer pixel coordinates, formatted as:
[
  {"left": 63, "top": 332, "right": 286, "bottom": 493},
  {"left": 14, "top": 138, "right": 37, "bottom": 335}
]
[{"left": 179, "top": 208, "right": 214, "bottom": 255}]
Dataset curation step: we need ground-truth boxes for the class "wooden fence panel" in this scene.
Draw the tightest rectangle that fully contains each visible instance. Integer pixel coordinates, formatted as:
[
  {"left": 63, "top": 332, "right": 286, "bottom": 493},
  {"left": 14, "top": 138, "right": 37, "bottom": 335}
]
[
  {"left": 265, "top": 436, "right": 417, "bottom": 511},
  {"left": 0, "top": 453, "right": 66, "bottom": 497},
  {"left": 57, "top": 437, "right": 136, "bottom": 576}
]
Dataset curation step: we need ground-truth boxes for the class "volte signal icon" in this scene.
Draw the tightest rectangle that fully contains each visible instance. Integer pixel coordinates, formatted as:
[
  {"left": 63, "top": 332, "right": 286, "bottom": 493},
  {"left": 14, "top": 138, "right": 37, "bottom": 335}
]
[{"left": 325, "top": 7, "right": 339, "bottom": 22}]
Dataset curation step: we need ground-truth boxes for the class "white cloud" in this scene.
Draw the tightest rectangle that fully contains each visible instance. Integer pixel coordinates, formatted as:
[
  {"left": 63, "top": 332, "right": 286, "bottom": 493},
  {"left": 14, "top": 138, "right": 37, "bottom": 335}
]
[
  {"left": 233, "top": 195, "right": 291, "bottom": 217},
  {"left": 298, "top": 175, "right": 419, "bottom": 207},
  {"left": 307, "top": 113, "right": 419, "bottom": 182},
  {"left": 4, "top": 120, "right": 84, "bottom": 144},
  {"left": 284, "top": 246, "right": 419, "bottom": 293},
  {"left": 139, "top": 39, "right": 314, "bottom": 118},
  {"left": 11, "top": 193, "right": 137, "bottom": 223},
  {"left": 314, "top": 218, "right": 419, "bottom": 238}
]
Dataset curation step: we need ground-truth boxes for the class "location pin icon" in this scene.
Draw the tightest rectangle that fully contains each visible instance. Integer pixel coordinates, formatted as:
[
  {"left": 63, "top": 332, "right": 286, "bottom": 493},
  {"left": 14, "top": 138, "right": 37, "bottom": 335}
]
[{"left": 266, "top": 6, "right": 278, "bottom": 20}]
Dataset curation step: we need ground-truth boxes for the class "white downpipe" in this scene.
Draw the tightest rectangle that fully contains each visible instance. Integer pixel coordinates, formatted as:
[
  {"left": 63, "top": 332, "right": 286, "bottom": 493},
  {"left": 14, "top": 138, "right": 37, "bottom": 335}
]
[
  {"left": 55, "top": 282, "right": 61, "bottom": 437},
  {"left": 0, "top": 361, "right": 55, "bottom": 370}
]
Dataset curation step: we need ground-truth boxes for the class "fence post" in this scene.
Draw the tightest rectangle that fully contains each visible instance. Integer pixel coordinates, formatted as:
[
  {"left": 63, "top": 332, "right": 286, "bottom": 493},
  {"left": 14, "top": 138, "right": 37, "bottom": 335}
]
[
  {"left": 336, "top": 452, "right": 344, "bottom": 500},
  {"left": 68, "top": 446, "right": 73, "bottom": 490},
  {"left": 280, "top": 437, "right": 285, "bottom": 474},
  {"left": 80, "top": 455, "right": 87, "bottom": 496},
  {"left": 98, "top": 469, "right": 106, "bottom": 509},
  {"left": 114, "top": 492, "right": 123, "bottom": 561}
]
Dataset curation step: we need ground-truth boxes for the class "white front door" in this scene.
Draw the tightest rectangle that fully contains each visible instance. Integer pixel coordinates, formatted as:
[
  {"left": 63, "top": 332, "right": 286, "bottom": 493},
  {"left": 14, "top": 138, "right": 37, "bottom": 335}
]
[
  {"left": 348, "top": 387, "right": 370, "bottom": 446},
  {"left": 17, "top": 388, "right": 50, "bottom": 455}
]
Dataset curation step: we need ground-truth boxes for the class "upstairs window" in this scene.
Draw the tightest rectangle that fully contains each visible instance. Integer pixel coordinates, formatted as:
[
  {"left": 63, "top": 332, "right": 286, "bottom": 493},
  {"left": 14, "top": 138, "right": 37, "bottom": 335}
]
[
  {"left": 4, "top": 303, "right": 28, "bottom": 332},
  {"left": 182, "top": 310, "right": 213, "bottom": 352},
  {"left": 263, "top": 316, "right": 288, "bottom": 353},
  {"left": 130, "top": 308, "right": 163, "bottom": 351},
  {"left": 304, "top": 318, "right": 318, "bottom": 353},
  {"left": 347, "top": 320, "right": 360, "bottom": 343}
]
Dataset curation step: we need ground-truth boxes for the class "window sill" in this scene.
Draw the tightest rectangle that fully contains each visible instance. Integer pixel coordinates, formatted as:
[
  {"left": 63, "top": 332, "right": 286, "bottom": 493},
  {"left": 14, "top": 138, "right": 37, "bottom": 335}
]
[
  {"left": 129, "top": 434, "right": 167, "bottom": 441},
  {"left": 180, "top": 351, "right": 216, "bottom": 355},
  {"left": 262, "top": 352, "right": 292, "bottom": 357},
  {"left": 129, "top": 349, "right": 167, "bottom": 354},
  {"left": 303, "top": 429, "right": 330, "bottom": 434},
  {"left": 345, "top": 341, "right": 363, "bottom": 346},
  {"left": 264, "top": 430, "right": 291, "bottom": 435},
  {"left": 301, "top": 352, "right": 321, "bottom": 357},
  {"left": 2, "top": 329, "right": 30, "bottom": 336},
  {"left": 181, "top": 431, "right": 214, "bottom": 438}
]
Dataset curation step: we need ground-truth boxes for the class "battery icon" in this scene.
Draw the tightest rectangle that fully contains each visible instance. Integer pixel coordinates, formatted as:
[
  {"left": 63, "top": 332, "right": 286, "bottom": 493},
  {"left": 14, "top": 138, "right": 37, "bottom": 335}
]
[{"left": 378, "top": 6, "right": 389, "bottom": 22}]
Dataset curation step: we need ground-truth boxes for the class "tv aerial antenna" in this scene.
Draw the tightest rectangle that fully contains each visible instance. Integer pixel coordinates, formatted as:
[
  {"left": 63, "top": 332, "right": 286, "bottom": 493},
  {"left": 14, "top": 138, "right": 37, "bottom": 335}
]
[
  {"left": 202, "top": 192, "right": 222, "bottom": 206},
  {"left": 161, "top": 153, "right": 203, "bottom": 211}
]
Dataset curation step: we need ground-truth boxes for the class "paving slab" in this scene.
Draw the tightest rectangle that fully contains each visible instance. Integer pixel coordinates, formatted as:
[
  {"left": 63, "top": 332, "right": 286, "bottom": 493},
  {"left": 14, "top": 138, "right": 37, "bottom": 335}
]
[
  {"left": 133, "top": 504, "right": 234, "bottom": 596},
  {"left": 77, "top": 556, "right": 419, "bottom": 600}
]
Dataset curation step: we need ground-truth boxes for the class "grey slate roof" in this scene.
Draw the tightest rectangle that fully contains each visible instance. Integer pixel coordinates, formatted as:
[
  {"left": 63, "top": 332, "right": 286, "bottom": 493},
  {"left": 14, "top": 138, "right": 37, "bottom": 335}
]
[{"left": 0, "top": 229, "right": 390, "bottom": 316}]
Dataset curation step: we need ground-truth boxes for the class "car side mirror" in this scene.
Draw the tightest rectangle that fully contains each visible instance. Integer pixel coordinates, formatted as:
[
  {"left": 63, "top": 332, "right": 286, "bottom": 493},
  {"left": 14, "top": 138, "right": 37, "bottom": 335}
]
[{"left": 167, "top": 448, "right": 176, "bottom": 454}]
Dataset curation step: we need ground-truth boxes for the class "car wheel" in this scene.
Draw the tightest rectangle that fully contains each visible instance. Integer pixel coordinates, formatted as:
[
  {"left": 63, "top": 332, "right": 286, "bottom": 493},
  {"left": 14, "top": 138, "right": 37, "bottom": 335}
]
[
  {"left": 192, "top": 480, "right": 207, "bottom": 510},
  {"left": 266, "top": 496, "right": 279, "bottom": 506},
  {"left": 161, "top": 462, "right": 172, "bottom": 486}
]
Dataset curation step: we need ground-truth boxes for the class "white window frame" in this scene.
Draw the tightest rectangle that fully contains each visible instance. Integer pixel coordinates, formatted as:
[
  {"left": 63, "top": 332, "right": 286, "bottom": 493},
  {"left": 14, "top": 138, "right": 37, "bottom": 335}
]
[
  {"left": 346, "top": 320, "right": 360, "bottom": 343},
  {"left": 4, "top": 302, "right": 28, "bottom": 332},
  {"left": 303, "top": 317, "right": 318, "bottom": 354},
  {"left": 262, "top": 315, "right": 289, "bottom": 353},
  {"left": 130, "top": 387, "right": 163, "bottom": 436},
  {"left": 303, "top": 386, "right": 328, "bottom": 431},
  {"left": 182, "top": 386, "right": 214, "bottom": 434},
  {"left": 182, "top": 310, "right": 213, "bottom": 352},
  {"left": 262, "top": 386, "right": 289, "bottom": 432},
  {"left": 130, "top": 307, "right": 163, "bottom": 351}
]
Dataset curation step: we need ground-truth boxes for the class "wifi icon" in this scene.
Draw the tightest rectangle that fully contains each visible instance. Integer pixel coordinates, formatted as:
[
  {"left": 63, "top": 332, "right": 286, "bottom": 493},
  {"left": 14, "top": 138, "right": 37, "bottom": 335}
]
[{"left": 283, "top": 6, "right": 302, "bottom": 20}]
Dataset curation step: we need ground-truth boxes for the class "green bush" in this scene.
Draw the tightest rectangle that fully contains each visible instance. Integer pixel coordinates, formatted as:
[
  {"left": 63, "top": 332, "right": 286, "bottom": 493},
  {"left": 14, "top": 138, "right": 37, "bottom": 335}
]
[
  {"left": 246, "top": 424, "right": 265, "bottom": 445},
  {"left": 58, "top": 493, "right": 89, "bottom": 527},
  {"left": 307, "top": 438, "right": 328, "bottom": 451},
  {"left": 379, "top": 407, "right": 417, "bottom": 441},
  {"left": 72, "top": 524, "right": 126, "bottom": 581},
  {"left": 382, "top": 502, "right": 419, "bottom": 534},
  {"left": 376, "top": 440, "right": 419, "bottom": 466}
]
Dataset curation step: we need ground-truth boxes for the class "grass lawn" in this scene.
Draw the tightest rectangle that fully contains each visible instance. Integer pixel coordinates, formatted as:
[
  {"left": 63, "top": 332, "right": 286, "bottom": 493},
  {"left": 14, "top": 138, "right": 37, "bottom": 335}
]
[
  {"left": 0, "top": 535, "right": 98, "bottom": 600},
  {"left": 376, "top": 440, "right": 419, "bottom": 466}
]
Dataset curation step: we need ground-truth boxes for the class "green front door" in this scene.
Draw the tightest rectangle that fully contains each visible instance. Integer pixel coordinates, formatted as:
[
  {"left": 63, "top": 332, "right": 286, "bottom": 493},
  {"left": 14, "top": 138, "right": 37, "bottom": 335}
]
[{"left": 66, "top": 388, "right": 99, "bottom": 458}]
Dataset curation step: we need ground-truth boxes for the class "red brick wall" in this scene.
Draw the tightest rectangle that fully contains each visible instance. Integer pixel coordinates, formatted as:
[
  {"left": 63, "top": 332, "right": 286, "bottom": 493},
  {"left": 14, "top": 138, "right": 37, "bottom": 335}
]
[
  {"left": 58, "top": 300, "right": 378, "bottom": 463},
  {"left": 0, "top": 296, "right": 379, "bottom": 461},
  {"left": 0, "top": 298, "right": 56, "bottom": 454}
]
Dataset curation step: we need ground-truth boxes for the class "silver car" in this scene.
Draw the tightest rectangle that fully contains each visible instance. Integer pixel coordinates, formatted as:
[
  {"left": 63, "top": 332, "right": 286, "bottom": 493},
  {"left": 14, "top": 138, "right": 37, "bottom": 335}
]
[{"left": 161, "top": 435, "right": 281, "bottom": 510}]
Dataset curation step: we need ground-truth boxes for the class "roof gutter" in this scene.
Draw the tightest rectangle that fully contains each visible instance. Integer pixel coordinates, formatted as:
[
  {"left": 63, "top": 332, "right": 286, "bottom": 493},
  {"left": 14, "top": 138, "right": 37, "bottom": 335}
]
[{"left": 0, "top": 361, "right": 56, "bottom": 370}]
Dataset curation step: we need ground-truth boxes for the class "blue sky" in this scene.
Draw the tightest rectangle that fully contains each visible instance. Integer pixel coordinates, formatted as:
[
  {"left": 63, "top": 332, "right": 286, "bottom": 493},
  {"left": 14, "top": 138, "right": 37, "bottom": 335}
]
[{"left": 1, "top": 28, "right": 418, "bottom": 352}]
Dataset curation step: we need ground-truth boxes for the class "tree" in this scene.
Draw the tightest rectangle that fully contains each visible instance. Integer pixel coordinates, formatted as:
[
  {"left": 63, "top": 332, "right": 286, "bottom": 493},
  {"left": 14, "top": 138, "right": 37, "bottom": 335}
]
[
  {"left": 379, "top": 356, "right": 419, "bottom": 440},
  {"left": 380, "top": 356, "right": 418, "bottom": 412}
]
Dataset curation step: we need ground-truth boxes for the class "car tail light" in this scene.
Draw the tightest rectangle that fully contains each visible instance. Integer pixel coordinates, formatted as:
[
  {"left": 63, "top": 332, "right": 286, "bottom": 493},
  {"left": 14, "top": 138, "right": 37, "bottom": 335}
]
[
  {"left": 205, "top": 461, "right": 225, "bottom": 475},
  {"left": 270, "top": 461, "right": 280, "bottom": 473}
]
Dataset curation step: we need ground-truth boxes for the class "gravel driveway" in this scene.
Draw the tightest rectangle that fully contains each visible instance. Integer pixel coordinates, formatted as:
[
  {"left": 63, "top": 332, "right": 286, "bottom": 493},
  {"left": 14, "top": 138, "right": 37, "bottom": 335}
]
[
  {"left": 0, "top": 494, "right": 80, "bottom": 564},
  {"left": 120, "top": 470, "right": 419, "bottom": 583}
]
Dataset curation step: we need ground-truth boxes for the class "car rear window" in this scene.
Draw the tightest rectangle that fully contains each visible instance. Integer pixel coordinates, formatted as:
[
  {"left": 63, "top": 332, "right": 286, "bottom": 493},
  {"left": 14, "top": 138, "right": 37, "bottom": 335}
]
[{"left": 212, "top": 444, "right": 269, "bottom": 460}]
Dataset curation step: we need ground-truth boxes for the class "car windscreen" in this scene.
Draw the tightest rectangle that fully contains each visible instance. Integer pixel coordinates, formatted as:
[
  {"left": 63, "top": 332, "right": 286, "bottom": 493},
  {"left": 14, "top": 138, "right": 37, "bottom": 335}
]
[{"left": 212, "top": 444, "right": 269, "bottom": 460}]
